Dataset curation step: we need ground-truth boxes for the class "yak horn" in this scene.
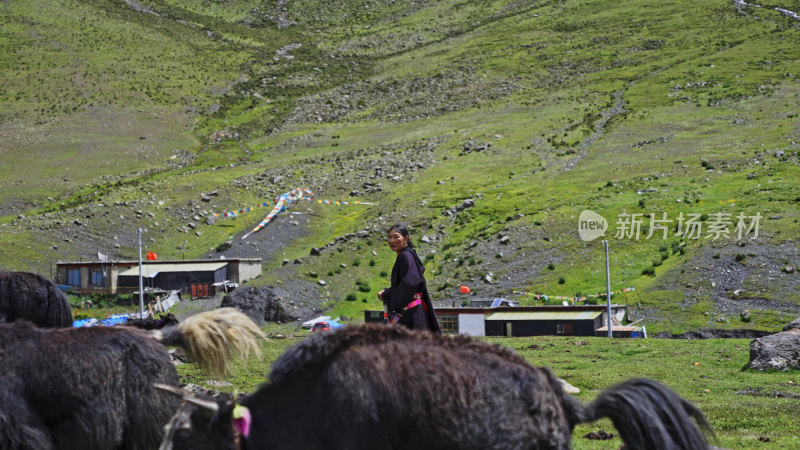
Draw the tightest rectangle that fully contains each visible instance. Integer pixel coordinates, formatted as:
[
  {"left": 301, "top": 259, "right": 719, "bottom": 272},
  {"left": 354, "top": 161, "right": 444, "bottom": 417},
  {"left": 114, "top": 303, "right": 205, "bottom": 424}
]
[{"left": 154, "top": 383, "right": 220, "bottom": 412}]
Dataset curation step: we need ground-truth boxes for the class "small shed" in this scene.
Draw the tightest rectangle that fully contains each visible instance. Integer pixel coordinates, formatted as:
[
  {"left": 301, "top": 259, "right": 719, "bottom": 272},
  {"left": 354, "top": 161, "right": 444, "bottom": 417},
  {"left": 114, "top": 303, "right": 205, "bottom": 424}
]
[
  {"left": 56, "top": 258, "right": 262, "bottom": 294},
  {"left": 435, "top": 305, "right": 629, "bottom": 337},
  {"left": 117, "top": 262, "right": 228, "bottom": 296},
  {"left": 485, "top": 310, "right": 603, "bottom": 337}
]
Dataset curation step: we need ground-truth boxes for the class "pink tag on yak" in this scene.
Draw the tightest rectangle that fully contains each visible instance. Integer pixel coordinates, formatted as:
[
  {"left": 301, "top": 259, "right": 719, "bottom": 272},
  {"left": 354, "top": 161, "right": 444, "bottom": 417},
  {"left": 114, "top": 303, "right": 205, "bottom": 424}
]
[{"left": 232, "top": 404, "right": 252, "bottom": 438}]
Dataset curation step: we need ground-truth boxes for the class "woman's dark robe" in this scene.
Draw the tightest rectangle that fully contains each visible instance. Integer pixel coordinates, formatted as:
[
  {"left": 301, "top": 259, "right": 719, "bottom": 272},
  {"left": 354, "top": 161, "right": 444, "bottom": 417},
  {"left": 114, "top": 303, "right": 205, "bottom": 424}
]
[{"left": 382, "top": 247, "right": 441, "bottom": 334}]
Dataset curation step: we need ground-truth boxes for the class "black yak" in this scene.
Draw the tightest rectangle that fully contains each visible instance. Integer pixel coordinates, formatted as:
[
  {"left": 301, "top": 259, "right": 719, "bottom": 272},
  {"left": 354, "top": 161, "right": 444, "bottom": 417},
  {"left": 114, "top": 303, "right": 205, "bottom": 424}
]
[
  {"left": 159, "top": 324, "right": 714, "bottom": 450},
  {"left": 0, "top": 271, "right": 72, "bottom": 327},
  {"left": 126, "top": 312, "right": 180, "bottom": 330},
  {"left": 0, "top": 307, "right": 264, "bottom": 450}
]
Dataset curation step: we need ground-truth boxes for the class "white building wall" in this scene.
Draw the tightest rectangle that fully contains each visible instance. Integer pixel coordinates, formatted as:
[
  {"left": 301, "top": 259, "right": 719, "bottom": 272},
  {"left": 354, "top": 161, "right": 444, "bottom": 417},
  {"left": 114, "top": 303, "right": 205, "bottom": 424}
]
[
  {"left": 235, "top": 260, "right": 262, "bottom": 282},
  {"left": 459, "top": 314, "right": 486, "bottom": 337}
]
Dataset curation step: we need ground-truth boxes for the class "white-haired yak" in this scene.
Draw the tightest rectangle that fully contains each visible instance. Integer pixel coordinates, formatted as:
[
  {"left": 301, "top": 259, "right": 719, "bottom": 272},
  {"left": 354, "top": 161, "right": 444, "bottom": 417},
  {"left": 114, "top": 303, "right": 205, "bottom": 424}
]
[
  {"left": 0, "top": 307, "right": 264, "bottom": 450},
  {"left": 159, "top": 324, "right": 714, "bottom": 450},
  {"left": 0, "top": 271, "right": 72, "bottom": 328}
]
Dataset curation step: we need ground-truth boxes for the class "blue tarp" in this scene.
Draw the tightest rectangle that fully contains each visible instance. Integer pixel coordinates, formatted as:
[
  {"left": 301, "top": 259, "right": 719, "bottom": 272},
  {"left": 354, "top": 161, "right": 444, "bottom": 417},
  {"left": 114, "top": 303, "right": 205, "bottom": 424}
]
[
  {"left": 72, "top": 318, "right": 99, "bottom": 327},
  {"left": 316, "top": 320, "right": 343, "bottom": 329},
  {"left": 73, "top": 313, "right": 138, "bottom": 328},
  {"left": 102, "top": 314, "right": 136, "bottom": 326}
]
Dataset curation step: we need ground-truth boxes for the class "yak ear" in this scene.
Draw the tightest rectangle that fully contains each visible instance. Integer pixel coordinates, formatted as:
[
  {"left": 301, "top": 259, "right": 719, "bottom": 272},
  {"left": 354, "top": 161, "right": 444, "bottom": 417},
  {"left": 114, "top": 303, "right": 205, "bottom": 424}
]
[{"left": 154, "top": 383, "right": 220, "bottom": 413}]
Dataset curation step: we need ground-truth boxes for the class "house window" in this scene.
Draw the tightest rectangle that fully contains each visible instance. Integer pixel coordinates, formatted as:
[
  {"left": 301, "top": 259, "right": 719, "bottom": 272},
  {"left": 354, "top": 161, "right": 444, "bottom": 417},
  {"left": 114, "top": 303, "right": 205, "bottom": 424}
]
[
  {"left": 439, "top": 315, "right": 458, "bottom": 334},
  {"left": 556, "top": 324, "right": 573, "bottom": 335},
  {"left": 90, "top": 268, "right": 104, "bottom": 287},
  {"left": 67, "top": 269, "right": 80, "bottom": 286}
]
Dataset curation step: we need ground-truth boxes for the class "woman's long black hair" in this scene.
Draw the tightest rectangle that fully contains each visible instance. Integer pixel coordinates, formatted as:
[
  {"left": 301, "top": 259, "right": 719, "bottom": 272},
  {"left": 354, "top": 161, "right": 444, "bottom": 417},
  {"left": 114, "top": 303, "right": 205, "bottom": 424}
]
[{"left": 388, "top": 224, "right": 413, "bottom": 248}]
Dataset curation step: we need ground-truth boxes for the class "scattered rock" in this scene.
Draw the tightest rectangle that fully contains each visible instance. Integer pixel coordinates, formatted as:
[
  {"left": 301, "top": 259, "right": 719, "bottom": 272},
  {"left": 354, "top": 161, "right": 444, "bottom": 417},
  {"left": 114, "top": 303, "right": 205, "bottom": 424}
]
[
  {"left": 740, "top": 310, "right": 751, "bottom": 322},
  {"left": 747, "top": 328, "right": 800, "bottom": 371},
  {"left": 310, "top": 247, "right": 321, "bottom": 256},
  {"left": 783, "top": 318, "right": 800, "bottom": 332},
  {"left": 221, "top": 286, "right": 315, "bottom": 324},
  {"left": 318, "top": 280, "right": 326, "bottom": 286},
  {"left": 557, "top": 378, "right": 580, "bottom": 394},
  {"left": 736, "top": 387, "right": 800, "bottom": 399}
]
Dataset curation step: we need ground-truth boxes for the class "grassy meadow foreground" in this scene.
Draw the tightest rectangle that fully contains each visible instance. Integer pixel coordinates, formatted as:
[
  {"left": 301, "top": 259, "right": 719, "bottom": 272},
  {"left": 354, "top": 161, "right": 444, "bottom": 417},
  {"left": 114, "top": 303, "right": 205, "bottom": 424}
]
[{"left": 177, "top": 331, "right": 798, "bottom": 449}]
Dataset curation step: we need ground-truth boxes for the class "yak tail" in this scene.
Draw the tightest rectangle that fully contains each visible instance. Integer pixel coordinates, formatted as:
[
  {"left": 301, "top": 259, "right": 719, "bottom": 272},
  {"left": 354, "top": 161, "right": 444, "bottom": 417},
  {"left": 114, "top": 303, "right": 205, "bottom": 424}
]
[
  {"left": 574, "top": 378, "right": 714, "bottom": 450},
  {"left": 151, "top": 307, "right": 265, "bottom": 375}
]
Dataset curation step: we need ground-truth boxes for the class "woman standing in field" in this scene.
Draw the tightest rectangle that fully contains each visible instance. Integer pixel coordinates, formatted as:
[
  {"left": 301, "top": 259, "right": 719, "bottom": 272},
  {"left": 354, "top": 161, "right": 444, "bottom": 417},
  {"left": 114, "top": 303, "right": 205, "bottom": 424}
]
[{"left": 377, "top": 224, "right": 441, "bottom": 333}]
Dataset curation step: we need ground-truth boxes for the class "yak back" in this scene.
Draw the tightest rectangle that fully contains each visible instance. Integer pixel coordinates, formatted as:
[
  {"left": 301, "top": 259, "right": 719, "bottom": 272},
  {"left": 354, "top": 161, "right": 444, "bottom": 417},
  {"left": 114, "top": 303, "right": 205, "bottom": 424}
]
[
  {"left": 0, "top": 271, "right": 72, "bottom": 328},
  {"left": 269, "top": 324, "right": 531, "bottom": 384},
  {"left": 242, "top": 324, "right": 578, "bottom": 450},
  {"left": 0, "top": 321, "right": 181, "bottom": 450}
]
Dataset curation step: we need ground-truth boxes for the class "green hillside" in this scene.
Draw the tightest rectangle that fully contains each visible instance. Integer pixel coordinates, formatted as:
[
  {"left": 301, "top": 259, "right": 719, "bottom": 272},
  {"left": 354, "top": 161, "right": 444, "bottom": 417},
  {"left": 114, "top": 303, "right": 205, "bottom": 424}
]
[{"left": 1, "top": 0, "right": 799, "bottom": 334}]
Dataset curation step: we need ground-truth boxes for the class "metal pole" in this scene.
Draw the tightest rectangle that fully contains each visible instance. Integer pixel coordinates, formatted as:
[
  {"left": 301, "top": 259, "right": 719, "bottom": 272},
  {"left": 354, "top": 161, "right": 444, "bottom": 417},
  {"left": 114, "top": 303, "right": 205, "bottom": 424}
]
[
  {"left": 603, "top": 240, "right": 612, "bottom": 338},
  {"left": 138, "top": 228, "right": 144, "bottom": 319}
]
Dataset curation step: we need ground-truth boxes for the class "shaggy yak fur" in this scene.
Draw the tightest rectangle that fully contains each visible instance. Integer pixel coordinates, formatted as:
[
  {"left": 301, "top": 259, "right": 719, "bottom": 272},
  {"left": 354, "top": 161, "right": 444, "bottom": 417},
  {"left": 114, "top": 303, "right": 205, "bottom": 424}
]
[
  {"left": 0, "top": 271, "right": 72, "bottom": 328},
  {"left": 0, "top": 308, "right": 264, "bottom": 450},
  {"left": 161, "top": 324, "right": 714, "bottom": 450}
]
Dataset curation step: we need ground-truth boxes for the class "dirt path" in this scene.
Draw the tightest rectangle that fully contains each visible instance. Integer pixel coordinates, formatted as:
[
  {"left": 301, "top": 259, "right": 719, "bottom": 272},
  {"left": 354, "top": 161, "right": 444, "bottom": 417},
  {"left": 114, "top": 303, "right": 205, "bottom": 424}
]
[
  {"left": 734, "top": 0, "right": 800, "bottom": 21},
  {"left": 564, "top": 88, "right": 627, "bottom": 171}
]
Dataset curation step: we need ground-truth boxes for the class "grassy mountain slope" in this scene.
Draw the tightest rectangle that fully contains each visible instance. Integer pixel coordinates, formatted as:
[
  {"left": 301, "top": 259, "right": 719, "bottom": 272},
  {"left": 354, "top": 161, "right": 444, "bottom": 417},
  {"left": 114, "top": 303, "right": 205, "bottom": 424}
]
[{"left": 1, "top": 0, "right": 799, "bottom": 333}]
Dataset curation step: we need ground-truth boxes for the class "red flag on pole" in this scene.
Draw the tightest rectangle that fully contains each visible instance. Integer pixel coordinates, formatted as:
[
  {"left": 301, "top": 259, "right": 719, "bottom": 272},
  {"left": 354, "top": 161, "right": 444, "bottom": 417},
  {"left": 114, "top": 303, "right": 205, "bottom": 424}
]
[
  {"left": 460, "top": 285, "right": 471, "bottom": 294},
  {"left": 146, "top": 251, "right": 158, "bottom": 261}
]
